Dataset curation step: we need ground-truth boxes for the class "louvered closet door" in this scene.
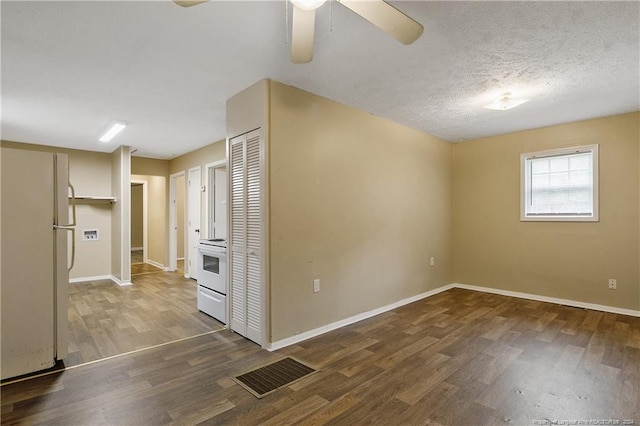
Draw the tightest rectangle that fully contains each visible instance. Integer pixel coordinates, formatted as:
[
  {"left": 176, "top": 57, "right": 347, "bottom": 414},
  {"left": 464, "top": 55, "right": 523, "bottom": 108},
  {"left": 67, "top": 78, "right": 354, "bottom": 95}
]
[
  {"left": 245, "top": 131, "right": 262, "bottom": 344},
  {"left": 230, "top": 134, "right": 247, "bottom": 336},
  {"left": 229, "top": 130, "right": 263, "bottom": 345}
]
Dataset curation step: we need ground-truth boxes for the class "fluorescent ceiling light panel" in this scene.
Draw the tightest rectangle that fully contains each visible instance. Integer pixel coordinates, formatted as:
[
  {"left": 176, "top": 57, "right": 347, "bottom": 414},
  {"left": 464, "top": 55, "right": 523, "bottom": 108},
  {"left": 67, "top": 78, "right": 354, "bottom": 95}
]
[
  {"left": 483, "top": 93, "right": 529, "bottom": 111},
  {"left": 99, "top": 121, "right": 127, "bottom": 142}
]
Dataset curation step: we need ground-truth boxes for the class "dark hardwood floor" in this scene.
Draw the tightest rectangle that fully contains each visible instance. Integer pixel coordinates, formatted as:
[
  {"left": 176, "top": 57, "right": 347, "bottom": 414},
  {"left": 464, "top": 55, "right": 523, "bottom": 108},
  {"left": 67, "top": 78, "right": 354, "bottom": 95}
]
[
  {"left": 2, "top": 288, "right": 639, "bottom": 425},
  {"left": 66, "top": 267, "right": 223, "bottom": 367}
]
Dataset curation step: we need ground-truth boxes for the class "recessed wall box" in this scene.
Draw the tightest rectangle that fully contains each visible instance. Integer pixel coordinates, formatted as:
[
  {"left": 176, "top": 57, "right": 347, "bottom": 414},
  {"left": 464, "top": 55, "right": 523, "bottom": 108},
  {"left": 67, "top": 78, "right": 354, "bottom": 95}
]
[{"left": 82, "top": 229, "right": 99, "bottom": 241}]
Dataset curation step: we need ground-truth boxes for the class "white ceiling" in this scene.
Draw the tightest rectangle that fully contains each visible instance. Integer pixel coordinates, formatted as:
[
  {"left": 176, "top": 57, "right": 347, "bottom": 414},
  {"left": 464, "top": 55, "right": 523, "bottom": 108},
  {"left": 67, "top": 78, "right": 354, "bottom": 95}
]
[{"left": 2, "top": 1, "right": 639, "bottom": 159}]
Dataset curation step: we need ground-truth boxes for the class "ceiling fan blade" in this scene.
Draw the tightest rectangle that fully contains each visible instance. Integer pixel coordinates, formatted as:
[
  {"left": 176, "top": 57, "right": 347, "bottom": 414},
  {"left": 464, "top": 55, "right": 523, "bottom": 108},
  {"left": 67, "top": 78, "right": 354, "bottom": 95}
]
[
  {"left": 174, "top": 0, "right": 208, "bottom": 7},
  {"left": 337, "top": 0, "right": 423, "bottom": 45},
  {"left": 291, "top": 5, "right": 316, "bottom": 64}
]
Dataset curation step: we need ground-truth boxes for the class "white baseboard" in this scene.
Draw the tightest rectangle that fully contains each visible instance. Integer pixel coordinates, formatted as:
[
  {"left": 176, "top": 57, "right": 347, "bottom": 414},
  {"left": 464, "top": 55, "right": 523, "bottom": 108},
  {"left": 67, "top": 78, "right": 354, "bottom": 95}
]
[
  {"left": 69, "top": 275, "right": 112, "bottom": 283},
  {"left": 453, "top": 283, "right": 640, "bottom": 318},
  {"left": 110, "top": 275, "right": 132, "bottom": 286},
  {"left": 267, "top": 283, "right": 456, "bottom": 351},
  {"left": 139, "top": 258, "right": 170, "bottom": 271},
  {"left": 267, "top": 281, "right": 639, "bottom": 351},
  {"left": 147, "top": 259, "right": 165, "bottom": 270},
  {"left": 131, "top": 247, "right": 143, "bottom": 251}
]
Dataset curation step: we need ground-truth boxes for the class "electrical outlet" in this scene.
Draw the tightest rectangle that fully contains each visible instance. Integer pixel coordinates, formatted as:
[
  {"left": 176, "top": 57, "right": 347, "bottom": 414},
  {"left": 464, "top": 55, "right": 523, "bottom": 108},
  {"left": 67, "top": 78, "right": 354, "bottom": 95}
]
[
  {"left": 313, "top": 279, "right": 320, "bottom": 293},
  {"left": 608, "top": 278, "right": 617, "bottom": 290},
  {"left": 430, "top": 257, "right": 435, "bottom": 267}
]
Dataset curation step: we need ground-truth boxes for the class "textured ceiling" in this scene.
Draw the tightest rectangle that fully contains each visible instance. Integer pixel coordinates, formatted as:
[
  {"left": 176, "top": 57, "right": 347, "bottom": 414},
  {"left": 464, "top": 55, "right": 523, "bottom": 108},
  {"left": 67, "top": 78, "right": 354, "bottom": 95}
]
[{"left": 2, "top": 1, "right": 639, "bottom": 158}]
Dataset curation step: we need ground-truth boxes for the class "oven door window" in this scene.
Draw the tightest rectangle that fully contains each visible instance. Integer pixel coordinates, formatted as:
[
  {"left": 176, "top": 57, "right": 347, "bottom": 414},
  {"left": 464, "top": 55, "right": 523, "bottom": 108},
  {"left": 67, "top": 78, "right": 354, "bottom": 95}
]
[{"left": 203, "top": 254, "right": 220, "bottom": 275}]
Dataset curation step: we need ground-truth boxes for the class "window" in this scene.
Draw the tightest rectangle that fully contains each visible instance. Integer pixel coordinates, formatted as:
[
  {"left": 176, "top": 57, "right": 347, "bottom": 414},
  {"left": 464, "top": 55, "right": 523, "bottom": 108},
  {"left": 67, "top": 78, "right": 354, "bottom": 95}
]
[{"left": 521, "top": 145, "right": 599, "bottom": 222}]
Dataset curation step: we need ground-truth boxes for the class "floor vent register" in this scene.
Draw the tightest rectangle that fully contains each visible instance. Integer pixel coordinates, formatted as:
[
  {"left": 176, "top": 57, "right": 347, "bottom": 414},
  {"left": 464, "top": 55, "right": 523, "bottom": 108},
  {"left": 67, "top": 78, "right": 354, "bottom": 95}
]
[{"left": 233, "top": 357, "right": 316, "bottom": 398}]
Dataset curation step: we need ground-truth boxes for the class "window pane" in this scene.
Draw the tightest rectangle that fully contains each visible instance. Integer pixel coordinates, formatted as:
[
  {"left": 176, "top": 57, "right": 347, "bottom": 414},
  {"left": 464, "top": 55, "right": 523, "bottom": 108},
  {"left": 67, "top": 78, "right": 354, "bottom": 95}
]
[
  {"left": 531, "top": 159, "right": 549, "bottom": 174},
  {"left": 569, "top": 154, "right": 590, "bottom": 171},
  {"left": 549, "top": 157, "right": 569, "bottom": 172},
  {"left": 570, "top": 170, "right": 591, "bottom": 185},
  {"left": 531, "top": 174, "right": 549, "bottom": 189},
  {"left": 549, "top": 171, "right": 569, "bottom": 187}
]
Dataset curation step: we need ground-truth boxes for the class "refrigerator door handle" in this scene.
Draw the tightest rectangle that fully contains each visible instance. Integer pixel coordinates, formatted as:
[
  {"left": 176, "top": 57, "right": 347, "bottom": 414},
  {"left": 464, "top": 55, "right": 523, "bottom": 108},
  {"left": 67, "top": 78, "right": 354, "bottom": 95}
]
[
  {"left": 56, "top": 182, "right": 76, "bottom": 271},
  {"left": 67, "top": 227, "right": 75, "bottom": 271},
  {"left": 62, "top": 183, "right": 77, "bottom": 227},
  {"left": 54, "top": 226, "right": 75, "bottom": 271}
]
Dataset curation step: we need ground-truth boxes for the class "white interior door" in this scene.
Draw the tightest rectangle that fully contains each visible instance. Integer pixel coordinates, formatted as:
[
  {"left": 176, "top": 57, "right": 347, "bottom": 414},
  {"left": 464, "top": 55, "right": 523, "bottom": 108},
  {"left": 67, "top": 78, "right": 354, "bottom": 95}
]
[
  {"left": 187, "top": 167, "right": 201, "bottom": 280},
  {"left": 214, "top": 168, "right": 227, "bottom": 239}
]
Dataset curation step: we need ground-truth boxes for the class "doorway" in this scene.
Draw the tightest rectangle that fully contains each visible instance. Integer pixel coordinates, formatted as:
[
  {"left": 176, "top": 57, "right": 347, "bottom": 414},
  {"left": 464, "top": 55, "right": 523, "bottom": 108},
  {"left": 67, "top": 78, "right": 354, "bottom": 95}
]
[
  {"left": 130, "top": 180, "right": 147, "bottom": 267},
  {"left": 169, "top": 172, "right": 186, "bottom": 275},
  {"left": 187, "top": 167, "right": 201, "bottom": 280},
  {"left": 206, "top": 160, "right": 227, "bottom": 239},
  {"left": 176, "top": 175, "right": 185, "bottom": 275}
]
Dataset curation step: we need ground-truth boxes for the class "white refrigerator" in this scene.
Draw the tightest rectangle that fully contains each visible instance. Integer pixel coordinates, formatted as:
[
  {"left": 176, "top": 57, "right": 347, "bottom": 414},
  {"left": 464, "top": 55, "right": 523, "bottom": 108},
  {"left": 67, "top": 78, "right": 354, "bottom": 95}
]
[{"left": 1, "top": 147, "right": 74, "bottom": 380}]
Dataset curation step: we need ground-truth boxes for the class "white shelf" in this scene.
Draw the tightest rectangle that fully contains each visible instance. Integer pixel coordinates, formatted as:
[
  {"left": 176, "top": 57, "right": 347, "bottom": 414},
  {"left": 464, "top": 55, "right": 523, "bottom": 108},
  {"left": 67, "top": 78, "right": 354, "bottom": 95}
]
[{"left": 71, "top": 196, "right": 117, "bottom": 203}]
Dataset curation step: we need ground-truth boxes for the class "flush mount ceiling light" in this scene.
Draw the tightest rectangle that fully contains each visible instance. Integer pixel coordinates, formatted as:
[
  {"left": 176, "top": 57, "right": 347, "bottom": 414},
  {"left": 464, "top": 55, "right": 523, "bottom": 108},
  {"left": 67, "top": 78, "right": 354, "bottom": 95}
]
[
  {"left": 99, "top": 121, "right": 128, "bottom": 142},
  {"left": 483, "top": 92, "right": 529, "bottom": 111},
  {"left": 290, "top": 0, "right": 327, "bottom": 10}
]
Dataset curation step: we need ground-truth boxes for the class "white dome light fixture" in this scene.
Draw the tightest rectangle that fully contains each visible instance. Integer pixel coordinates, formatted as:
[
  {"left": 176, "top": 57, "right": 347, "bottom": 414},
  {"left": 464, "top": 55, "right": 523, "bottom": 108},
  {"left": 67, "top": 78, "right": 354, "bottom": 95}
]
[
  {"left": 483, "top": 92, "right": 529, "bottom": 111},
  {"left": 290, "top": 0, "right": 327, "bottom": 11}
]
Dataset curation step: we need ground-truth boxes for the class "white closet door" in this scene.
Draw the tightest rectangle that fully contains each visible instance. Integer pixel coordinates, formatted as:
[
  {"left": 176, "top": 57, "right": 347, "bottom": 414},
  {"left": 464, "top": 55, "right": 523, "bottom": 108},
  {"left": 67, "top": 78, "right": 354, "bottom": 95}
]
[
  {"left": 245, "top": 130, "right": 262, "bottom": 344},
  {"left": 230, "top": 135, "right": 247, "bottom": 336},
  {"left": 228, "top": 129, "right": 263, "bottom": 345}
]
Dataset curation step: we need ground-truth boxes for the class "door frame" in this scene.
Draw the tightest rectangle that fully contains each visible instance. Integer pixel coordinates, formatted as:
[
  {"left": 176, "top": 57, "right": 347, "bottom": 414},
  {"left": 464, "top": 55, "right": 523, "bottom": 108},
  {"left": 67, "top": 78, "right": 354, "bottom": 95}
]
[
  {"left": 169, "top": 171, "right": 185, "bottom": 273},
  {"left": 130, "top": 179, "right": 148, "bottom": 265},
  {"left": 204, "top": 159, "right": 227, "bottom": 239},
  {"left": 187, "top": 166, "right": 202, "bottom": 280}
]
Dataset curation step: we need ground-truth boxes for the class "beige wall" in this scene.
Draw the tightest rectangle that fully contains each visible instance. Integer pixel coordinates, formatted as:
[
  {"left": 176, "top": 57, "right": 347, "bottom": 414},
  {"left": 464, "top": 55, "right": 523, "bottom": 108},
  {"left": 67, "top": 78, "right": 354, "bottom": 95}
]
[
  {"left": 169, "top": 140, "right": 225, "bottom": 177},
  {"left": 1, "top": 141, "right": 113, "bottom": 280},
  {"left": 268, "top": 81, "right": 453, "bottom": 341},
  {"left": 130, "top": 184, "right": 144, "bottom": 249},
  {"left": 131, "top": 157, "right": 170, "bottom": 267},
  {"left": 452, "top": 112, "right": 640, "bottom": 311},
  {"left": 169, "top": 140, "right": 226, "bottom": 269}
]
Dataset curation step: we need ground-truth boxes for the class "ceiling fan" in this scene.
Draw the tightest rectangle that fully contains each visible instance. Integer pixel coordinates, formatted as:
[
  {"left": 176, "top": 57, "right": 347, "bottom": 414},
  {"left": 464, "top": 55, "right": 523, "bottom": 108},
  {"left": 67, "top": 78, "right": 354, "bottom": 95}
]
[{"left": 174, "top": 0, "right": 424, "bottom": 64}]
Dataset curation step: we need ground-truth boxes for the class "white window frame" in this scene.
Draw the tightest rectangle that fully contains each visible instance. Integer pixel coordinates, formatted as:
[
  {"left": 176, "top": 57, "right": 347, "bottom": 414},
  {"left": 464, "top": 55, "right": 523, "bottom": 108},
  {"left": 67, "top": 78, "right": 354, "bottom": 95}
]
[{"left": 520, "top": 144, "right": 599, "bottom": 222}]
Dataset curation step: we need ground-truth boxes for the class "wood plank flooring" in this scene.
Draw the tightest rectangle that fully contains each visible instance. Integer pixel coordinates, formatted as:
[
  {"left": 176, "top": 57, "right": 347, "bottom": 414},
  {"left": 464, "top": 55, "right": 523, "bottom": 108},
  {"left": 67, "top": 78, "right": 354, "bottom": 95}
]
[
  {"left": 3, "top": 288, "right": 639, "bottom": 425},
  {"left": 66, "top": 268, "right": 223, "bottom": 367},
  {"left": 131, "top": 250, "right": 144, "bottom": 264}
]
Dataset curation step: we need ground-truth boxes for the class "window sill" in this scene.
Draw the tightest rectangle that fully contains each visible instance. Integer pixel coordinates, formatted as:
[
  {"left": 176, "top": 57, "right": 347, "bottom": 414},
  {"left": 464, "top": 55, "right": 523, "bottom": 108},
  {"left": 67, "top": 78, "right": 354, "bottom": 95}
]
[{"left": 520, "top": 215, "right": 599, "bottom": 222}]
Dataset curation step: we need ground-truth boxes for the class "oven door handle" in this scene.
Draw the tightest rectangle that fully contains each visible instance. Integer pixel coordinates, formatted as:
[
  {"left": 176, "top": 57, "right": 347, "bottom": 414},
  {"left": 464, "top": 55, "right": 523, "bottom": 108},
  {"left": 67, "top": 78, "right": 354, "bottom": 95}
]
[
  {"left": 200, "top": 248, "right": 226, "bottom": 256},
  {"left": 199, "top": 289, "right": 222, "bottom": 303}
]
